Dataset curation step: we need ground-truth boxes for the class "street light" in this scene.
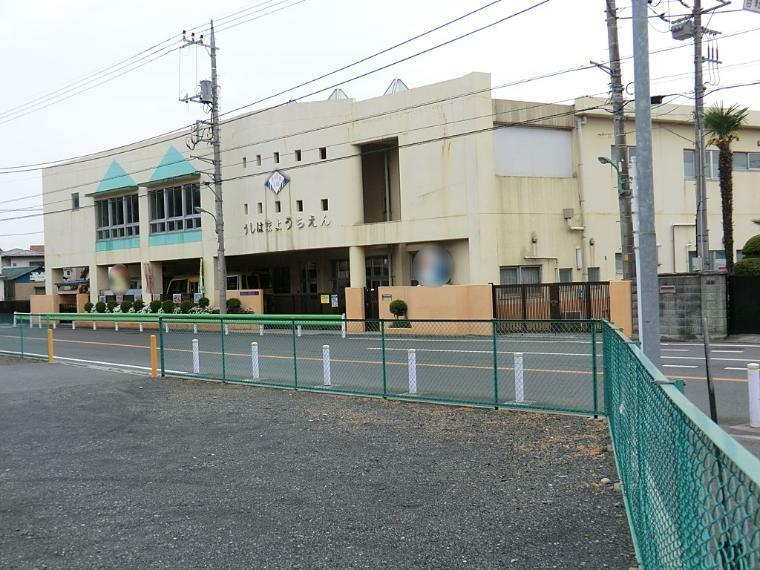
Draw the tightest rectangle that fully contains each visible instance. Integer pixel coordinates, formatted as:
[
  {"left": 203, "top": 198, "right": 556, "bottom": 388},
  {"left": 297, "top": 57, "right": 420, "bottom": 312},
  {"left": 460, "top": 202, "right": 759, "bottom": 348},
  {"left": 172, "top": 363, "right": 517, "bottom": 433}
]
[
  {"left": 597, "top": 156, "right": 624, "bottom": 197},
  {"left": 195, "top": 206, "right": 225, "bottom": 313}
]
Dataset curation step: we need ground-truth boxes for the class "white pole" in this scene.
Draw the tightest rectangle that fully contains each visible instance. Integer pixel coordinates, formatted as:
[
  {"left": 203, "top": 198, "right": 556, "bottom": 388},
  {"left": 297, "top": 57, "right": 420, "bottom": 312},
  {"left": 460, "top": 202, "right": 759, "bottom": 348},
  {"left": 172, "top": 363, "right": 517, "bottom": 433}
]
[
  {"left": 323, "top": 345, "right": 331, "bottom": 386},
  {"left": 92, "top": 321, "right": 97, "bottom": 331},
  {"left": 114, "top": 321, "right": 119, "bottom": 332},
  {"left": 748, "top": 363, "right": 760, "bottom": 428},
  {"left": 514, "top": 352, "right": 525, "bottom": 402},
  {"left": 12, "top": 313, "right": 16, "bottom": 328},
  {"left": 297, "top": 324, "right": 302, "bottom": 337},
  {"left": 52, "top": 321, "right": 57, "bottom": 330},
  {"left": 193, "top": 323, "right": 198, "bottom": 334},
  {"left": 251, "top": 341, "right": 259, "bottom": 379},
  {"left": 408, "top": 348, "right": 417, "bottom": 394},
  {"left": 29, "top": 316, "right": 33, "bottom": 329},
  {"left": 192, "top": 338, "right": 200, "bottom": 374},
  {"left": 224, "top": 324, "right": 229, "bottom": 336},
  {"left": 72, "top": 321, "right": 76, "bottom": 330},
  {"left": 165, "top": 322, "right": 169, "bottom": 334},
  {"left": 259, "top": 324, "right": 264, "bottom": 336},
  {"left": 341, "top": 313, "right": 346, "bottom": 339},
  {"left": 38, "top": 316, "right": 42, "bottom": 329},
  {"left": 139, "top": 322, "right": 143, "bottom": 333}
]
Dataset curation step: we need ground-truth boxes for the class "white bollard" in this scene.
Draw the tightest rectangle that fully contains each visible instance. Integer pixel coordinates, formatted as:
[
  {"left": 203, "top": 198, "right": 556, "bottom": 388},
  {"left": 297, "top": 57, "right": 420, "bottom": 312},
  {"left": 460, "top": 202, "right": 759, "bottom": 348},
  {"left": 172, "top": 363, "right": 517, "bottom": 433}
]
[
  {"left": 92, "top": 321, "right": 97, "bottom": 331},
  {"left": 224, "top": 324, "right": 229, "bottom": 336},
  {"left": 29, "top": 316, "right": 33, "bottom": 329},
  {"left": 139, "top": 322, "right": 143, "bottom": 333},
  {"left": 341, "top": 313, "right": 346, "bottom": 339},
  {"left": 114, "top": 321, "right": 119, "bottom": 332},
  {"left": 297, "top": 325, "right": 302, "bottom": 337},
  {"left": 323, "top": 345, "right": 332, "bottom": 386},
  {"left": 514, "top": 352, "right": 525, "bottom": 403},
  {"left": 251, "top": 342, "right": 260, "bottom": 379},
  {"left": 72, "top": 321, "right": 76, "bottom": 330},
  {"left": 12, "top": 314, "right": 16, "bottom": 328},
  {"left": 259, "top": 324, "right": 264, "bottom": 336},
  {"left": 748, "top": 363, "right": 760, "bottom": 428},
  {"left": 193, "top": 323, "right": 198, "bottom": 335},
  {"left": 192, "top": 338, "right": 200, "bottom": 374},
  {"left": 52, "top": 322, "right": 57, "bottom": 330},
  {"left": 165, "top": 322, "right": 169, "bottom": 334},
  {"left": 38, "top": 317, "right": 42, "bottom": 329},
  {"left": 408, "top": 348, "right": 417, "bottom": 394}
]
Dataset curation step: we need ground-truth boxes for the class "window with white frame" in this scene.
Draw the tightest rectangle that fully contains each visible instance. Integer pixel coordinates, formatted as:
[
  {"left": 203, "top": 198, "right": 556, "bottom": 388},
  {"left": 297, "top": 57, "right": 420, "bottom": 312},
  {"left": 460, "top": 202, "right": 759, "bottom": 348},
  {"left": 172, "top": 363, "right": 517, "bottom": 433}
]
[
  {"left": 499, "top": 265, "right": 541, "bottom": 285},
  {"left": 95, "top": 194, "right": 139, "bottom": 240},
  {"left": 149, "top": 182, "right": 201, "bottom": 234},
  {"left": 684, "top": 149, "right": 722, "bottom": 180},
  {"left": 731, "top": 151, "right": 760, "bottom": 171}
]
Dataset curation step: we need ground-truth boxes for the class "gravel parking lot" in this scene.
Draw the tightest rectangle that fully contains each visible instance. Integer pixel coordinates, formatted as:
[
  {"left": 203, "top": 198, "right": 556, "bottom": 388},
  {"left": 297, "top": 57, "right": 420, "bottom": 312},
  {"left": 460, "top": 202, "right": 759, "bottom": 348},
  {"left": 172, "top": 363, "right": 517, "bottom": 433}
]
[{"left": 0, "top": 357, "right": 634, "bottom": 569}]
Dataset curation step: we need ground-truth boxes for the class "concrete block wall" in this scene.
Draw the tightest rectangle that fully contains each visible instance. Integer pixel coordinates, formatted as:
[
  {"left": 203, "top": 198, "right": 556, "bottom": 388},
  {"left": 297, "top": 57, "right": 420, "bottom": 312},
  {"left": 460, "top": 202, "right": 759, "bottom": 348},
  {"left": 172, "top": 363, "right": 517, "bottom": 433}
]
[{"left": 658, "top": 272, "right": 726, "bottom": 340}]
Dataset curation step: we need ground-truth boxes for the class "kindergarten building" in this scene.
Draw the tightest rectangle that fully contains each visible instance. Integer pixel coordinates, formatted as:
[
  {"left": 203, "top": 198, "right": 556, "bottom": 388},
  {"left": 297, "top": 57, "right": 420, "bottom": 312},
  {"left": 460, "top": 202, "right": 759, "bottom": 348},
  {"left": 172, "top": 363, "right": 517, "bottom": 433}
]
[{"left": 40, "top": 72, "right": 760, "bottom": 318}]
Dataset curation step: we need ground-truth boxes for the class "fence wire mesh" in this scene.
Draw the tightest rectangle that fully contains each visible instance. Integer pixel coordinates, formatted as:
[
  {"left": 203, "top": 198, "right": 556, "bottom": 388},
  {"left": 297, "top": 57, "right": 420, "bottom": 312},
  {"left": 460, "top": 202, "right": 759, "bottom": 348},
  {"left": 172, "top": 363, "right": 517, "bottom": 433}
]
[{"left": 603, "top": 322, "right": 759, "bottom": 569}]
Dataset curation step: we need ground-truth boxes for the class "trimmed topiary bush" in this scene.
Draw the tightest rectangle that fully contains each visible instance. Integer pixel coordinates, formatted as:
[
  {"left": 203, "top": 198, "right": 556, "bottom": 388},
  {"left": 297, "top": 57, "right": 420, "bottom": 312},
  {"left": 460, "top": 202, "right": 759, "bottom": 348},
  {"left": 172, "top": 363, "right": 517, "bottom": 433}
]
[
  {"left": 161, "top": 299, "right": 176, "bottom": 314},
  {"left": 198, "top": 297, "right": 210, "bottom": 308},
  {"left": 149, "top": 300, "right": 162, "bottom": 313},
  {"left": 95, "top": 301, "right": 106, "bottom": 313},
  {"left": 84, "top": 302, "right": 94, "bottom": 313},
  {"left": 133, "top": 300, "right": 145, "bottom": 312},
  {"left": 120, "top": 301, "right": 133, "bottom": 313},
  {"left": 226, "top": 298, "right": 242, "bottom": 314},
  {"left": 389, "top": 299, "right": 408, "bottom": 319},
  {"left": 741, "top": 234, "right": 760, "bottom": 258},
  {"left": 180, "top": 300, "right": 193, "bottom": 314},
  {"left": 106, "top": 300, "right": 117, "bottom": 313},
  {"left": 734, "top": 257, "right": 760, "bottom": 275}
]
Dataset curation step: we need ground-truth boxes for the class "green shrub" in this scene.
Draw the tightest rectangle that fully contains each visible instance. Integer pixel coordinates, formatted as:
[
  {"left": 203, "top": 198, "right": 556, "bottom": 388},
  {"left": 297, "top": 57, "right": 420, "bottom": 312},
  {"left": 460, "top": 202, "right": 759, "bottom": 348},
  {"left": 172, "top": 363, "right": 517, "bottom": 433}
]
[
  {"left": 741, "top": 234, "right": 760, "bottom": 258},
  {"left": 180, "top": 300, "right": 194, "bottom": 314},
  {"left": 120, "top": 301, "right": 133, "bottom": 313},
  {"left": 84, "top": 302, "right": 94, "bottom": 313},
  {"left": 149, "top": 300, "right": 162, "bottom": 313},
  {"left": 198, "top": 297, "right": 210, "bottom": 308},
  {"left": 389, "top": 299, "right": 408, "bottom": 319},
  {"left": 106, "top": 300, "right": 117, "bottom": 313},
  {"left": 95, "top": 301, "right": 106, "bottom": 313},
  {"left": 226, "top": 298, "right": 242, "bottom": 314},
  {"left": 161, "top": 299, "right": 176, "bottom": 314},
  {"left": 734, "top": 257, "right": 760, "bottom": 275},
  {"left": 133, "top": 300, "right": 145, "bottom": 312}
]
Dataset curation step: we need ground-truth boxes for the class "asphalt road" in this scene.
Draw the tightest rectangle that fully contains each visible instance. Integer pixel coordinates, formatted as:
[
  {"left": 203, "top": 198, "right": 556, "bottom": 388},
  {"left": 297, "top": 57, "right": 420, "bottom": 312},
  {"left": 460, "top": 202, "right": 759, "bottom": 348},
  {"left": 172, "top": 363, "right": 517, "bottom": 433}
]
[{"left": 0, "top": 357, "right": 635, "bottom": 569}]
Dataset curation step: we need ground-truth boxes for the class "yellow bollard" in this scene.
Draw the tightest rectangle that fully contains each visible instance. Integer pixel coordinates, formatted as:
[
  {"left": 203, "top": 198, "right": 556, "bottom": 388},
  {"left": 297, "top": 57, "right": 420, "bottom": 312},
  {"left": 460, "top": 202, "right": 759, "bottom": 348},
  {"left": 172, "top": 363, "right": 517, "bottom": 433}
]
[
  {"left": 47, "top": 328, "right": 54, "bottom": 364},
  {"left": 150, "top": 334, "right": 158, "bottom": 378}
]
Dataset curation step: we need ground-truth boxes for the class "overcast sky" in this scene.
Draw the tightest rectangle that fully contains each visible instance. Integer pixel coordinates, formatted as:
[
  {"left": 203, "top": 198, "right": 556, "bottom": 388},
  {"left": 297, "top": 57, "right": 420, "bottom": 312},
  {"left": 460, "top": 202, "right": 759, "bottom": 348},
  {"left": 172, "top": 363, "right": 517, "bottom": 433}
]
[{"left": 0, "top": 0, "right": 758, "bottom": 250}]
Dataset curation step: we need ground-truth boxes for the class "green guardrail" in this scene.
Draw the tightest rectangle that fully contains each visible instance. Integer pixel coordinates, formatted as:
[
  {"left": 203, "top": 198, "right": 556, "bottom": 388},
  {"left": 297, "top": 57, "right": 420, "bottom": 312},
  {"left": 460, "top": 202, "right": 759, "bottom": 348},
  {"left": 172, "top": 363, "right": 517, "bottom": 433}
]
[
  {"left": 602, "top": 322, "right": 759, "bottom": 569},
  {"left": 13, "top": 312, "right": 343, "bottom": 325}
]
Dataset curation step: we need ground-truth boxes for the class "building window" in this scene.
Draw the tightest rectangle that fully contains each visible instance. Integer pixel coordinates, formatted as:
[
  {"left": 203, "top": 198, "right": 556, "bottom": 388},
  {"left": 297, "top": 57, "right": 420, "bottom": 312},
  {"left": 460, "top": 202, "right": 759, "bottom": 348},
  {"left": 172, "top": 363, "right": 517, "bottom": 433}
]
[
  {"left": 242, "top": 157, "right": 247, "bottom": 168},
  {"left": 296, "top": 199, "right": 303, "bottom": 212},
  {"left": 149, "top": 182, "right": 201, "bottom": 234},
  {"left": 257, "top": 202, "right": 263, "bottom": 214},
  {"left": 256, "top": 154, "right": 262, "bottom": 166},
  {"left": 587, "top": 267, "right": 601, "bottom": 281},
  {"left": 732, "top": 152, "right": 760, "bottom": 171},
  {"left": 274, "top": 152, "right": 280, "bottom": 164},
  {"left": 275, "top": 200, "right": 281, "bottom": 213},
  {"left": 95, "top": 194, "right": 140, "bottom": 240},
  {"left": 684, "top": 149, "right": 720, "bottom": 180},
  {"left": 614, "top": 253, "right": 623, "bottom": 277},
  {"left": 244, "top": 203, "right": 249, "bottom": 215},
  {"left": 71, "top": 192, "right": 80, "bottom": 210},
  {"left": 321, "top": 198, "right": 329, "bottom": 211},
  {"left": 332, "top": 259, "right": 350, "bottom": 291},
  {"left": 319, "top": 147, "right": 327, "bottom": 160},
  {"left": 559, "top": 268, "right": 573, "bottom": 283},
  {"left": 499, "top": 265, "right": 541, "bottom": 285},
  {"left": 688, "top": 250, "right": 729, "bottom": 272},
  {"left": 295, "top": 149, "right": 302, "bottom": 162}
]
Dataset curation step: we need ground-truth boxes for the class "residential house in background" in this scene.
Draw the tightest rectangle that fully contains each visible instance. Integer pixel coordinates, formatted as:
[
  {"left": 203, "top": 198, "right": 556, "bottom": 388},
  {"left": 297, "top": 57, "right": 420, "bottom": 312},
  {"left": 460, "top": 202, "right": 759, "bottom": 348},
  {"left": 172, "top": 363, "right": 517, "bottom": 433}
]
[{"left": 0, "top": 246, "right": 46, "bottom": 301}]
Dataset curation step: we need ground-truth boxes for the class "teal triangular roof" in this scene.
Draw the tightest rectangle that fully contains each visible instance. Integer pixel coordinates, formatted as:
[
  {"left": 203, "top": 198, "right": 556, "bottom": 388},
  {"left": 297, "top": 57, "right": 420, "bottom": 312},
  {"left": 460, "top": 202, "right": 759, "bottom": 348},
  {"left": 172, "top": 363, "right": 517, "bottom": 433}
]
[
  {"left": 148, "top": 146, "right": 199, "bottom": 184},
  {"left": 96, "top": 160, "right": 137, "bottom": 193}
]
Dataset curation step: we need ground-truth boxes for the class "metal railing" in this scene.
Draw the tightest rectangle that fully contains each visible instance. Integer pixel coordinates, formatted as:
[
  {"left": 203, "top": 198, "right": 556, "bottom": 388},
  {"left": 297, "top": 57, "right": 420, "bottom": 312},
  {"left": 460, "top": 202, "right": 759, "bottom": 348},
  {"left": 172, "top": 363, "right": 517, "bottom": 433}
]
[{"left": 4, "top": 312, "right": 759, "bottom": 567}]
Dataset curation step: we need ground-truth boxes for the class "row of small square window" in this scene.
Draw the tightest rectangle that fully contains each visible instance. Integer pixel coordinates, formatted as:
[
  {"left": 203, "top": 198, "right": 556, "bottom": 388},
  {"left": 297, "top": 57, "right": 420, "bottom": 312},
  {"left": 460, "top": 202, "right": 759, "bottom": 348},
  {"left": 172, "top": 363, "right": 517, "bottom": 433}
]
[
  {"left": 244, "top": 199, "right": 328, "bottom": 215},
  {"left": 242, "top": 147, "right": 327, "bottom": 169}
]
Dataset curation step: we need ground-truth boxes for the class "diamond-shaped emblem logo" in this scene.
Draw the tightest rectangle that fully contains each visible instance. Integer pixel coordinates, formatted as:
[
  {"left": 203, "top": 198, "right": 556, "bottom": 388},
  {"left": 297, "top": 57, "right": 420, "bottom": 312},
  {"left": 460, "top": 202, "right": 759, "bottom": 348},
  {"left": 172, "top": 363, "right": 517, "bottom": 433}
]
[{"left": 265, "top": 170, "right": 289, "bottom": 195}]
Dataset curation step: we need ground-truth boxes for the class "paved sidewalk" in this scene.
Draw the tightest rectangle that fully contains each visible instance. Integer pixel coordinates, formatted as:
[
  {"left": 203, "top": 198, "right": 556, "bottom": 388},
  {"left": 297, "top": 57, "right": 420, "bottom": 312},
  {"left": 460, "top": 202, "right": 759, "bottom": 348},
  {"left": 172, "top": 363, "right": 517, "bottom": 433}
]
[{"left": 0, "top": 358, "right": 634, "bottom": 569}]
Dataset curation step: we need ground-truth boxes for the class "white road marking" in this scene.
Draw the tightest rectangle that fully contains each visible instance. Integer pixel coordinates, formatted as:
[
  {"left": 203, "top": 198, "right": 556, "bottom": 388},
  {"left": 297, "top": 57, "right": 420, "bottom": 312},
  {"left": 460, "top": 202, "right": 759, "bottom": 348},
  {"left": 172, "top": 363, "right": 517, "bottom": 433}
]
[
  {"left": 662, "top": 355, "right": 760, "bottom": 363},
  {"left": 725, "top": 367, "right": 753, "bottom": 371},
  {"left": 663, "top": 364, "right": 698, "bottom": 369},
  {"left": 662, "top": 349, "right": 690, "bottom": 352},
  {"left": 662, "top": 342, "right": 760, "bottom": 349},
  {"left": 711, "top": 350, "right": 744, "bottom": 354},
  {"left": 366, "top": 347, "right": 590, "bottom": 357}
]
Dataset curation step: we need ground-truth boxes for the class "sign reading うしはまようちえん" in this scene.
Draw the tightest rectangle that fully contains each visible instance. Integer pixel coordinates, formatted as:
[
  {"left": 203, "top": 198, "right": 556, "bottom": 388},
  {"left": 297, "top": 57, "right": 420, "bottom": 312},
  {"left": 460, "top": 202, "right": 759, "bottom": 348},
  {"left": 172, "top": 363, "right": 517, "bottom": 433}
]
[{"left": 243, "top": 214, "right": 330, "bottom": 235}]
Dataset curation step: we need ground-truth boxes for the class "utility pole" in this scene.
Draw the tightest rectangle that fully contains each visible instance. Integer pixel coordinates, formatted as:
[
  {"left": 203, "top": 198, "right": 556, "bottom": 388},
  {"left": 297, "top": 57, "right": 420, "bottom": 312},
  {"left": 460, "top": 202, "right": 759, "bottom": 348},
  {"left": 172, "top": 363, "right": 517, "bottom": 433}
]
[
  {"left": 605, "top": 0, "right": 636, "bottom": 280},
  {"left": 631, "top": 0, "right": 661, "bottom": 366},
  {"left": 181, "top": 21, "right": 227, "bottom": 313},
  {"left": 693, "top": 0, "right": 712, "bottom": 272}
]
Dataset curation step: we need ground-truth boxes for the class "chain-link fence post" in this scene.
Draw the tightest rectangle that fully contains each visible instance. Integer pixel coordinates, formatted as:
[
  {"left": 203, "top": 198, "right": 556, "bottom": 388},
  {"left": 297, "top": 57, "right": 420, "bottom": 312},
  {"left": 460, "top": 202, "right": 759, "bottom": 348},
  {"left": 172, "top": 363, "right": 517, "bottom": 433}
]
[
  {"left": 291, "top": 319, "right": 298, "bottom": 390},
  {"left": 220, "top": 318, "right": 227, "bottom": 383},
  {"left": 492, "top": 320, "right": 499, "bottom": 409},
  {"left": 591, "top": 322, "right": 598, "bottom": 418},
  {"left": 381, "top": 320, "right": 388, "bottom": 399}
]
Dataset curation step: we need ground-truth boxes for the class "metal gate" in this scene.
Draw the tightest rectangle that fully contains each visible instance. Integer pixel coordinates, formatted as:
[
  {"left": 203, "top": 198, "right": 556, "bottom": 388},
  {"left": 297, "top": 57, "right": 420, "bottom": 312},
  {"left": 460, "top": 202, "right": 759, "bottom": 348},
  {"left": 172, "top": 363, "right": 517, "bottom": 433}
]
[
  {"left": 727, "top": 275, "right": 760, "bottom": 334},
  {"left": 493, "top": 282, "right": 610, "bottom": 320},
  {"left": 264, "top": 292, "right": 345, "bottom": 315}
]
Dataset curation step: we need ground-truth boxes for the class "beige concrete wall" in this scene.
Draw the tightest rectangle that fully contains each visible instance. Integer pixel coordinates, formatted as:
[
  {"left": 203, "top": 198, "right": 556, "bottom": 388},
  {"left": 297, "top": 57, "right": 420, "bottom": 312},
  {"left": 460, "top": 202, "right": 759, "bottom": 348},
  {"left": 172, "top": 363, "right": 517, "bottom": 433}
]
[
  {"left": 30, "top": 295, "right": 57, "bottom": 314},
  {"left": 378, "top": 285, "right": 493, "bottom": 320},
  {"left": 214, "top": 290, "right": 264, "bottom": 314},
  {"left": 609, "top": 280, "right": 633, "bottom": 337}
]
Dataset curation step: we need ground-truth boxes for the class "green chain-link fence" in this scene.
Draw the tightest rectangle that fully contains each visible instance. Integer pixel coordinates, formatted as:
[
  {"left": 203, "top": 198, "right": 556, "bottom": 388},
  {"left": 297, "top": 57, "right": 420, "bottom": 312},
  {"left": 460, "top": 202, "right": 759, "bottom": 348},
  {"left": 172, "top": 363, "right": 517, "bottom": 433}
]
[{"left": 603, "top": 322, "right": 759, "bottom": 569}]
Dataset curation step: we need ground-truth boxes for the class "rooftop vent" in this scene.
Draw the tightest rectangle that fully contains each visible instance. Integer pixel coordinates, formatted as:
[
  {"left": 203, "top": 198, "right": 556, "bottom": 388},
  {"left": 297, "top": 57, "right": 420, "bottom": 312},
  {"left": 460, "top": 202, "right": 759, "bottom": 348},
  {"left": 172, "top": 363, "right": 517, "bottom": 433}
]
[{"left": 384, "top": 78, "right": 409, "bottom": 95}]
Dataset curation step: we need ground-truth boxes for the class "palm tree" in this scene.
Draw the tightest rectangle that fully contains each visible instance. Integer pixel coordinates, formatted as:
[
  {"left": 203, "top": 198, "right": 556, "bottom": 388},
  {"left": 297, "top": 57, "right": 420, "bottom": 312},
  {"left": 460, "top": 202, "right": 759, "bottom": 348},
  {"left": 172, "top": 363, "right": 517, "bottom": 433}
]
[{"left": 704, "top": 103, "right": 749, "bottom": 274}]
